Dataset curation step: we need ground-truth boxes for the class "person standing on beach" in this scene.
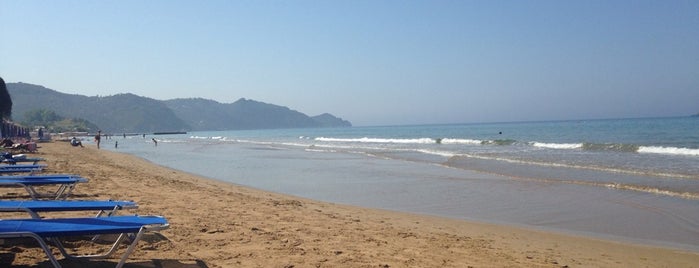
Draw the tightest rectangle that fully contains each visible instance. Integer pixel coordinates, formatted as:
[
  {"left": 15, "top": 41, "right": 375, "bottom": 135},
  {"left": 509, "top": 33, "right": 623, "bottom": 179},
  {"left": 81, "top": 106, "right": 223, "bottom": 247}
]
[
  {"left": 152, "top": 138, "right": 157, "bottom": 146},
  {"left": 94, "top": 130, "right": 102, "bottom": 149}
]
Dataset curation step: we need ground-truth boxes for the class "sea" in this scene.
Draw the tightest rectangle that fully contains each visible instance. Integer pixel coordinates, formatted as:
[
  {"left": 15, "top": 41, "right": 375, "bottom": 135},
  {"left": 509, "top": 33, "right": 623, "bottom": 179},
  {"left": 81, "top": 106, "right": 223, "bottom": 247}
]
[{"left": 101, "top": 116, "right": 699, "bottom": 251}]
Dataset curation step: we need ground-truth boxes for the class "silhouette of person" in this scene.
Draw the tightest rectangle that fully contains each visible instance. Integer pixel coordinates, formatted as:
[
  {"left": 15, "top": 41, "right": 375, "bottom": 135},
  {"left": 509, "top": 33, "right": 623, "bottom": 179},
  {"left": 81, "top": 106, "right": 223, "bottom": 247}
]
[{"left": 94, "top": 130, "right": 102, "bottom": 149}]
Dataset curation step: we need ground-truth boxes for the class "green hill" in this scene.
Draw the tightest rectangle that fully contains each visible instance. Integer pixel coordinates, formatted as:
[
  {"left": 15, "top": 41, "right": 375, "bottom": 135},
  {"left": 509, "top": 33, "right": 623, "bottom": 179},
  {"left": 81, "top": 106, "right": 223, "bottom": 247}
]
[
  {"left": 7, "top": 82, "right": 351, "bottom": 132},
  {"left": 164, "top": 98, "right": 320, "bottom": 130}
]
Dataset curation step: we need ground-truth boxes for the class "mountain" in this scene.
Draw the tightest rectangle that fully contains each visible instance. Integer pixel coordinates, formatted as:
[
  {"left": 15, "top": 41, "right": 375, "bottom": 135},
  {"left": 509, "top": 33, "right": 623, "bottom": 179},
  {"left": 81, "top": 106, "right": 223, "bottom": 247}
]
[
  {"left": 311, "top": 113, "right": 352, "bottom": 127},
  {"left": 7, "top": 82, "right": 351, "bottom": 132},
  {"left": 8, "top": 83, "right": 189, "bottom": 133},
  {"left": 164, "top": 98, "right": 322, "bottom": 130}
]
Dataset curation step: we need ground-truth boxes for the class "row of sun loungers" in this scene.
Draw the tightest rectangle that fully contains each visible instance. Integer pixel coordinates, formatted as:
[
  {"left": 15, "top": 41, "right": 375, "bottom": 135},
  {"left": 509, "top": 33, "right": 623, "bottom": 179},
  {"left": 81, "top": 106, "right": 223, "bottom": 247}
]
[{"left": 0, "top": 153, "right": 170, "bottom": 268}]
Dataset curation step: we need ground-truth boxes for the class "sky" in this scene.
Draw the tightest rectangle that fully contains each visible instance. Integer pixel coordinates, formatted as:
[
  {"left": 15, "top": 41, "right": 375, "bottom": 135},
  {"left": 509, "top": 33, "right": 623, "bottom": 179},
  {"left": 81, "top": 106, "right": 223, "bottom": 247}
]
[{"left": 1, "top": 1, "right": 698, "bottom": 126}]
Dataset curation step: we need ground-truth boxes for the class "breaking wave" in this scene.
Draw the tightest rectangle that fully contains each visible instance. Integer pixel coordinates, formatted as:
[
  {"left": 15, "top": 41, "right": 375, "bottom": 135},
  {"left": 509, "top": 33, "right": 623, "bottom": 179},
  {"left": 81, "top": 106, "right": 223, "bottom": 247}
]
[
  {"left": 188, "top": 134, "right": 699, "bottom": 158},
  {"left": 638, "top": 146, "right": 699, "bottom": 156},
  {"left": 531, "top": 141, "right": 699, "bottom": 157},
  {"left": 315, "top": 137, "right": 436, "bottom": 144},
  {"left": 532, "top": 142, "right": 583, "bottom": 150}
]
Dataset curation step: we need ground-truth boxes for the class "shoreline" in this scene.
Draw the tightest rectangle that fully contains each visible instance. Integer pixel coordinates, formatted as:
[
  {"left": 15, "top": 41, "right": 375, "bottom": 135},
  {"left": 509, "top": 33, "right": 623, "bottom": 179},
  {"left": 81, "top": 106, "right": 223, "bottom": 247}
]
[{"left": 4, "top": 141, "right": 699, "bottom": 267}]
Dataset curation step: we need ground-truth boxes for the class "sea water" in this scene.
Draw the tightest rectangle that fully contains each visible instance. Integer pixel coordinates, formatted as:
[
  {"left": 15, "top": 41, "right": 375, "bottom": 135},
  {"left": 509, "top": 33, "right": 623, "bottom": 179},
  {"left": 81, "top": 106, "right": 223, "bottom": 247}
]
[{"left": 104, "top": 116, "right": 699, "bottom": 250}]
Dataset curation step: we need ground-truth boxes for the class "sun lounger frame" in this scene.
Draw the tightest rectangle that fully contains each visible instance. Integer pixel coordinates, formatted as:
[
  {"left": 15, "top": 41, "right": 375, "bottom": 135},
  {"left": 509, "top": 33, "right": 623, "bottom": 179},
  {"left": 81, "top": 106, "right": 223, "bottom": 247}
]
[
  {"left": 0, "top": 174, "right": 82, "bottom": 180},
  {"left": 1, "top": 156, "right": 45, "bottom": 165},
  {"left": 0, "top": 177, "right": 88, "bottom": 200},
  {"left": 0, "top": 215, "right": 169, "bottom": 268},
  {"left": 0, "top": 164, "right": 46, "bottom": 175},
  {"left": 0, "top": 200, "right": 138, "bottom": 218},
  {"left": 0, "top": 164, "right": 47, "bottom": 170}
]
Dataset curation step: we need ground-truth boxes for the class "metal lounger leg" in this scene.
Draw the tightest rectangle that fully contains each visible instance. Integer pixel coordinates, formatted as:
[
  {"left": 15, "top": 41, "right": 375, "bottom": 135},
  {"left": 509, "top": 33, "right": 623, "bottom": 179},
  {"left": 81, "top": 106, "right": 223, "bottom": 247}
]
[
  {"left": 0, "top": 232, "right": 63, "bottom": 268},
  {"left": 21, "top": 184, "right": 41, "bottom": 200},
  {"left": 51, "top": 232, "right": 129, "bottom": 261},
  {"left": 52, "top": 183, "right": 76, "bottom": 200},
  {"left": 52, "top": 224, "right": 168, "bottom": 268}
]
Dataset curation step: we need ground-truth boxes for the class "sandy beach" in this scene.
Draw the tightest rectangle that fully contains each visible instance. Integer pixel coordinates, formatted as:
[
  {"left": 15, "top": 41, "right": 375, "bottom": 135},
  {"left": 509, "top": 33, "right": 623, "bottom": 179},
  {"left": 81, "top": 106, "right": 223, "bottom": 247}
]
[{"left": 2, "top": 141, "right": 698, "bottom": 268}]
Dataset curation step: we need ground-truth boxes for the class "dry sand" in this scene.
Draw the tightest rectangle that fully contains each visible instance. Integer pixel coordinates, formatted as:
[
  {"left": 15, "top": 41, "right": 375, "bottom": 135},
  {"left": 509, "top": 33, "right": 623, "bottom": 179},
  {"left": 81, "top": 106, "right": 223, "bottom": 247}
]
[{"left": 2, "top": 141, "right": 698, "bottom": 267}]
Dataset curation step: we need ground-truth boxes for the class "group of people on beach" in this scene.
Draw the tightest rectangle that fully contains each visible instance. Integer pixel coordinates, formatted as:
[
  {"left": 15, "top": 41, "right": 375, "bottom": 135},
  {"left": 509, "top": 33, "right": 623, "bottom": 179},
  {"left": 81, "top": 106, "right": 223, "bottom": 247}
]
[
  {"left": 70, "top": 130, "right": 158, "bottom": 148},
  {"left": 2, "top": 137, "right": 36, "bottom": 152}
]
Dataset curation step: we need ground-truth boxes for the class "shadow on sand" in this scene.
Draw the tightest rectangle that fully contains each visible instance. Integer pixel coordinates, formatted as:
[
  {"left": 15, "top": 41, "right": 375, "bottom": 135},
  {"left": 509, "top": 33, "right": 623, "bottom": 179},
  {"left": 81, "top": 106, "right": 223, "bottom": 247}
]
[
  {"left": 0, "top": 231, "right": 206, "bottom": 268},
  {"left": 0, "top": 255, "right": 209, "bottom": 268}
]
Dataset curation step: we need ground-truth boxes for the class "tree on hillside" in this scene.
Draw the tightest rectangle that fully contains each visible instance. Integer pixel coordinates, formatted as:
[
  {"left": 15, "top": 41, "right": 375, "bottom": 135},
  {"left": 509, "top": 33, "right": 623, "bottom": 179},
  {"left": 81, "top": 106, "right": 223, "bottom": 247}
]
[
  {"left": 0, "top": 77, "right": 12, "bottom": 119},
  {"left": 21, "top": 109, "right": 99, "bottom": 133},
  {"left": 22, "top": 109, "right": 63, "bottom": 127}
]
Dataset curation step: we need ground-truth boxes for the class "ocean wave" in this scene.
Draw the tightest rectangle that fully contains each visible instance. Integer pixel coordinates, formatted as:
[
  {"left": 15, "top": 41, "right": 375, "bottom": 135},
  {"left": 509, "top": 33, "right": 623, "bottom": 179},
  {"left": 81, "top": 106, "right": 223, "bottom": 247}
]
[
  {"left": 439, "top": 138, "right": 482, "bottom": 145},
  {"left": 580, "top": 143, "right": 699, "bottom": 157},
  {"left": 532, "top": 142, "right": 583, "bottom": 150},
  {"left": 638, "top": 146, "right": 699, "bottom": 156},
  {"left": 603, "top": 183, "right": 699, "bottom": 200},
  {"left": 582, "top": 142, "right": 639, "bottom": 153},
  {"left": 315, "top": 136, "right": 515, "bottom": 146},
  {"left": 447, "top": 153, "right": 697, "bottom": 180},
  {"left": 481, "top": 139, "right": 517, "bottom": 146},
  {"left": 537, "top": 178, "right": 699, "bottom": 200},
  {"left": 415, "top": 149, "right": 457, "bottom": 158},
  {"left": 189, "top": 135, "right": 228, "bottom": 141},
  {"left": 315, "top": 137, "right": 436, "bottom": 144},
  {"left": 510, "top": 176, "right": 699, "bottom": 200}
]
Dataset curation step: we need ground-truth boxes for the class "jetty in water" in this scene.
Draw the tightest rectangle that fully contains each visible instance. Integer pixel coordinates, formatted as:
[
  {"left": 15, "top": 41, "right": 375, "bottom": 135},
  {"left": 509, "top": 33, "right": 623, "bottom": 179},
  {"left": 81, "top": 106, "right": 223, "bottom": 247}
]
[{"left": 153, "top": 131, "right": 188, "bottom": 135}]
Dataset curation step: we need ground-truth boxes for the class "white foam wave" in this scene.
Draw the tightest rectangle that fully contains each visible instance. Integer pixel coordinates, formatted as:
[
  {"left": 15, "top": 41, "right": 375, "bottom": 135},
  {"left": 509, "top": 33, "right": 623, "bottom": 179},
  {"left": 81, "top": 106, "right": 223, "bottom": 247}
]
[
  {"left": 415, "top": 149, "right": 456, "bottom": 158},
  {"left": 638, "top": 146, "right": 699, "bottom": 156},
  {"left": 315, "top": 137, "right": 436, "bottom": 144},
  {"left": 452, "top": 153, "right": 696, "bottom": 180},
  {"left": 440, "top": 138, "right": 482, "bottom": 145},
  {"left": 532, "top": 142, "right": 583, "bottom": 150},
  {"left": 305, "top": 148, "right": 338, "bottom": 153},
  {"left": 189, "top": 135, "right": 227, "bottom": 140},
  {"left": 604, "top": 183, "right": 699, "bottom": 200}
]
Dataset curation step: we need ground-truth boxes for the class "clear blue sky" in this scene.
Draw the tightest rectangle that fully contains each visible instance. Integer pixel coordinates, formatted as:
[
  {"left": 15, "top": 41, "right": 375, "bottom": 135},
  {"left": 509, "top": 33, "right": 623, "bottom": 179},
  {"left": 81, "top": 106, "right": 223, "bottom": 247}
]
[{"left": 1, "top": 1, "right": 697, "bottom": 126}]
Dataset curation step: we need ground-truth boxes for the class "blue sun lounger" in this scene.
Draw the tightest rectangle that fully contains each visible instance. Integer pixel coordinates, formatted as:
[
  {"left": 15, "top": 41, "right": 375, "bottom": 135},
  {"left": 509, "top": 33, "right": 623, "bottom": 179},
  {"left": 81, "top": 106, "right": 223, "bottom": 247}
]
[
  {"left": 0, "top": 164, "right": 46, "bottom": 169},
  {"left": 0, "top": 164, "right": 47, "bottom": 174},
  {"left": 0, "top": 200, "right": 138, "bottom": 218},
  {"left": 0, "top": 176, "right": 88, "bottom": 200},
  {"left": 0, "top": 215, "right": 169, "bottom": 268},
  {"left": 0, "top": 174, "right": 82, "bottom": 180},
  {"left": 1, "top": 153, "right": 45, "bottom": 165},
  {"left": 0, "top": 169, "right": 38, "bottom": 174},
  {"left": 1, "top": 157, "right": 45, "bottom": 165}
]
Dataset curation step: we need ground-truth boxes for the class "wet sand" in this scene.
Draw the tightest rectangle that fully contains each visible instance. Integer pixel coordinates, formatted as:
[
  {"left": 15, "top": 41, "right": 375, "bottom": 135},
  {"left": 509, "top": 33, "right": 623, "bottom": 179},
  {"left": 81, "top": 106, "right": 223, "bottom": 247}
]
[{"left": 2, "top": 141, "right": 698, "bottom": 267}]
